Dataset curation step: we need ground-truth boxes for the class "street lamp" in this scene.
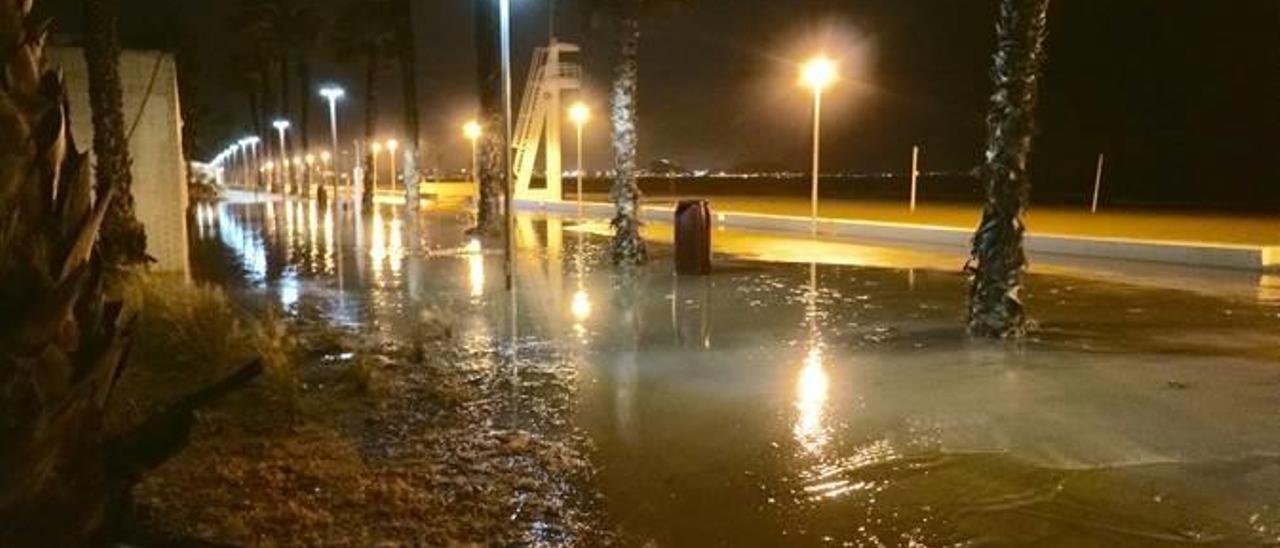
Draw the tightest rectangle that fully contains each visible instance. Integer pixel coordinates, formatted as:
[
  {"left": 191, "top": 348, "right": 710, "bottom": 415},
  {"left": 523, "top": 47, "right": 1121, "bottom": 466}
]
[
  {"left": 463, "top": 120, "right": 481, "bottom": 188},
  {"left": 272, "top": 119, "right": 291, "bottom": 194},
  {"left": 319, "top": 86, "right": 345, "bottom": 196},
  {"left": 568, "top": 102, "right": 590, "bottom": 216},
  {"left": 801, "top": 56, "right": 836, "bottom": 234},
  {"left": 500, "top": 0, "right": 514, "bottom": 291},
  {"left": 244, "top": 136, "right": 262, "bottom": 189},
  {"left": 305, "top": 153, "right": 316, "bottom": 186},
  {"left": 370, "top": 141, "right": 383, "bottom": 191},
  {"left": 386, "top": 139, "right": 400, "bottom": 192}
]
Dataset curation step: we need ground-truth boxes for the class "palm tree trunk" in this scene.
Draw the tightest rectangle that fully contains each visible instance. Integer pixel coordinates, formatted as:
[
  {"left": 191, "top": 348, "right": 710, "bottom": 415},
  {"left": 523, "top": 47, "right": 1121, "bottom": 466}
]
[
  {"left": 362, "top": 48, "right": 379, "bottom": 207},
  {"left": 277, "top": 55, "right": 294, "bottom": 193},
  {"left": 966, "top": 0, "right": 1051, "bottom": 338},
  {"left": 609, "top": 6, "right": 647, "bottom": 266},
  {"left": 84, "top": 0, "right": 147, "bottom": 265},
  {"left": 298, "top": 59, "right": 314, "bottom": 195},
  {"left": 396, "top": 0, "right": 421, "bottom": 152},
  {"left": 470, "top": 0, "right": 502, "bottom": 235}
]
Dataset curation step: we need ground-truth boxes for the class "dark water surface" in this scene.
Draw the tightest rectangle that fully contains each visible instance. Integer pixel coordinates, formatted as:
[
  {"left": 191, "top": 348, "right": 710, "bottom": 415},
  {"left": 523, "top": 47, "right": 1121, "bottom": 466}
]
[{"left": 192, "top": 196, "right": 1280, "bottom": 546}]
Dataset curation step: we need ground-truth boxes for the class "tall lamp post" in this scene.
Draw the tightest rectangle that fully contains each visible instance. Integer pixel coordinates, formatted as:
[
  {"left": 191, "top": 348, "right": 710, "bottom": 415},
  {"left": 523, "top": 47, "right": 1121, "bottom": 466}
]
[
  {"left": 801, "top": 56, "right": 836, "bottom": 235},
  {"left": 568, "top": 102, "right": 589, "bottom": 217},
  {"left": 272, "top": 119, "right": 292, "bottom": 195},
  {"left": 386, "top": 139, "right": 400, "bottom": 192},
  {"left": 319, "top": 86, "right": 345, "bottom": 197},
  {"left": 463, "top": 120, "right": 481, "bottom": 196},
  {"left": 244, "top": 136, "right": 262, "bottom": 189},
  {"left": 499, "top": 0, "right": 515, "bottom": 291},
  {"left": 370, "top": 141, "right": 383, "bottom": 191}
]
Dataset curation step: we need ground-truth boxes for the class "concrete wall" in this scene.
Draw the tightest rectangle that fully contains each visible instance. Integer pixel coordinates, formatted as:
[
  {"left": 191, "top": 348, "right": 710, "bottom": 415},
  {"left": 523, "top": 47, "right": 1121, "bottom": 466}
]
[{"left": 47, "top": 47, "right": 189, "bottom": 275}]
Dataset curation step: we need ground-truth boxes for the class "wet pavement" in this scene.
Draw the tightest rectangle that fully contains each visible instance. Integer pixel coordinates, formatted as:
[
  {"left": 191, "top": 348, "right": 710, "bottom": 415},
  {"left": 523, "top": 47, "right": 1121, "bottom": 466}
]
[{"left": 192, "top": 195, "right": 1280, "bottom": 546}]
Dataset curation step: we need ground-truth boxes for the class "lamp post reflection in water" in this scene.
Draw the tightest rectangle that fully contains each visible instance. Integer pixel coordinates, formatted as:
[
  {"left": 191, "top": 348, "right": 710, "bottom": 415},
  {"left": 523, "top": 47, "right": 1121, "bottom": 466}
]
[
  {"left": 466, "top": 238, "right": 485, "bottom": 299},
  {"left": 795, "top": 261, "right": 831, "bottom": 455}
]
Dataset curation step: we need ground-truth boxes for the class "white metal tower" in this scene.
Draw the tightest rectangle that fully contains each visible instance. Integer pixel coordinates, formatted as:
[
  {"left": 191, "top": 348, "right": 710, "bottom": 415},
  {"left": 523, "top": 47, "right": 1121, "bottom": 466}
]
[{"left": 513, "top": 39, "right": 581, "bottom": 201}]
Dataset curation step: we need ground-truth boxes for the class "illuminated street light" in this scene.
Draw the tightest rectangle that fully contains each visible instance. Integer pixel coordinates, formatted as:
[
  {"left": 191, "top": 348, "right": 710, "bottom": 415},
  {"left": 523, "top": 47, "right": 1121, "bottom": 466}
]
[
  {"left": 463, "top": 120, "right": 481, "bottom": 190},
  {"left": 801, "top": 56, "right": 837, "bottom": 234},
  {"left": 387, "top": 139, "right": 400, "bottom": 191},
  {"left": 272, "top": 119, "right": 291, "bottom": 194},
  {"left": 568, "top": 102, "right": 590, "bottom": 216},
  {"left": 370, "top": 141, "right": 383, "bottom": 191},
  {"left": 319, "top": 85, "right": 345, "bottom": 195}
]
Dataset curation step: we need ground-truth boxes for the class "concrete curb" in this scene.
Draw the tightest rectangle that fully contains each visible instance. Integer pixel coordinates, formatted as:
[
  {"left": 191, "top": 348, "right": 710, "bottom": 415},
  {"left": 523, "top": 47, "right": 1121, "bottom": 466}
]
[{"left": 516, "top": 198, "right": 1280, "bottom": 272}]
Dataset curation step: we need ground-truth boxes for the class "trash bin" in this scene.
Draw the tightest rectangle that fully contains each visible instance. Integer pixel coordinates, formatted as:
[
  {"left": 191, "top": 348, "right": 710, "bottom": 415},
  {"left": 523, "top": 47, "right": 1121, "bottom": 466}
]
[{"left": 675, "top": 200, "right": 712, "bottom": 275}]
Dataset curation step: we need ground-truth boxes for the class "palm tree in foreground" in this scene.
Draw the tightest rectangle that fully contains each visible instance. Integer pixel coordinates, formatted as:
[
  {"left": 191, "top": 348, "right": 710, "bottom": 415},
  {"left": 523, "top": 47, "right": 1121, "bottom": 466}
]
[
  {"left": 966, "top": 0, "right": 1051, "bottom": 338},
  {"left": 0, "top": 1, "right": 131, "bottom": 539},
  {"left": 470, "top": 0, "right": 503, "bottom": 235},
  {"left": 84, "top": 0, "right": 147, "bottom": 265},
  {"left": 607, "top": 0, "right": 648, "bottom": 266}
]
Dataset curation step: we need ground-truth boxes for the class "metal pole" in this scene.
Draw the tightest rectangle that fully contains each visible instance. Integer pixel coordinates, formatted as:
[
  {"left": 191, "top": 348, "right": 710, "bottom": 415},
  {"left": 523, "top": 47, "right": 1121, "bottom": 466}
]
[
  {"left": 501, "top": 0, "right": 515, "bottom": 292},
  {"left": 576, "top": 122, "right": 583, "bottom": 218},
  {"left": 390, "top": 152, "right": 398, "bottom": 193},
  {"left": 329, "top": 99, "right": 339, "bottom": 199},
  {"left": 1091, "top": 153, "right": 1105, "bottom": 214},
  {"left": 810, "top": 89, "right": 822, "bottom": 236},
  {"left": 910, "top": 145, "right": 919, "bottom": 213},
  {"left": 276, "top": 129, "right": 288, "bottom": 195}
]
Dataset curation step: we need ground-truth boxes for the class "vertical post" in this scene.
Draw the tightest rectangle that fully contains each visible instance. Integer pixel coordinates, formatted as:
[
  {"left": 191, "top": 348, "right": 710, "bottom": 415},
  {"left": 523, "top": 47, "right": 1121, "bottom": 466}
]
[
  {"left": 501, "top": 0, "right": 515, "bottom": 291},
  {"left": 390, "top": 153, "right": 398, "bottom": 193},
  {"left": 1091, "top": 153, "right": 1105, "bottom": 214},
  {"left": 910, "top": 145, "right": 920, "bottom": 213},
  {"left": 328, "top": 99, "right": 339, "bottom": 199},
  {"left": 576, "top": 121, "right": 584, "bottom": 218},
  {"left": 810, "top": 89, "right": 822, "bottom": 236}
]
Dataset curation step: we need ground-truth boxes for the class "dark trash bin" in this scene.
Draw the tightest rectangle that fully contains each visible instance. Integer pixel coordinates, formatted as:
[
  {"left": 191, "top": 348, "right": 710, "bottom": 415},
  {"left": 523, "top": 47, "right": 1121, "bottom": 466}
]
[{"left": 675, "top": 200, "right": 712, "bottom": 275}]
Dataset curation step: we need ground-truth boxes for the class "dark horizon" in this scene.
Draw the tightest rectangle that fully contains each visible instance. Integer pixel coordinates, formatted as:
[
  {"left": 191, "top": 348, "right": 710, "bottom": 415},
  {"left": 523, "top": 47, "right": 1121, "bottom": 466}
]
[{"left": 38, "top": 0, "right": 1280, "bottom": 210}]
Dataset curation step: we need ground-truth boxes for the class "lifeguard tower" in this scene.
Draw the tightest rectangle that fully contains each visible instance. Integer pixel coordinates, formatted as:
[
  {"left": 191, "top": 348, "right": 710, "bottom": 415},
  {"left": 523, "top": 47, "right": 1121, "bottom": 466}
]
[{"left": 512, "top": 39, "right": 582, "bottom": 202}]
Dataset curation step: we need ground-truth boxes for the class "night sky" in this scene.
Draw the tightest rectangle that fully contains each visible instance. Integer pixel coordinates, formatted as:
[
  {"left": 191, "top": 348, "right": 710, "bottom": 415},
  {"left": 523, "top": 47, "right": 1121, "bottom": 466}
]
[{"left": 38, "top": 0, "right": 1280, "bottom": 208}]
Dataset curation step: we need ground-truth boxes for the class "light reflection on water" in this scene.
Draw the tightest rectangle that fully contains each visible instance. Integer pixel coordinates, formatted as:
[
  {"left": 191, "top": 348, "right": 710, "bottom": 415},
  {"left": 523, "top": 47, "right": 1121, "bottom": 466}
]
[{"left": 191, "top": 198, "right": 1280, "bottom": 546}]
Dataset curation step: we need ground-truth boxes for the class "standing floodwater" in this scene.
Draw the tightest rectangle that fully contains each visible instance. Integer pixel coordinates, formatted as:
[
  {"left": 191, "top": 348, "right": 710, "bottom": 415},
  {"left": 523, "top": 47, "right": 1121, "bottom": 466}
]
[{"left": 191, "top": 196, "right": 1280, "bottom": 546}]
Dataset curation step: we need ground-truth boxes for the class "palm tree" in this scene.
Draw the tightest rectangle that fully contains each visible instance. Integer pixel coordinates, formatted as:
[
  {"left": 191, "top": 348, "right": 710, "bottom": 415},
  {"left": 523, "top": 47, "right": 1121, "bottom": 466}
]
[
  {"left": 84, "top": 0, "right": 147, "bottom": 265},
  {"left": 394, "top": 0, "right": 422, "bottom": 187},
  {"left": 966, "top": 0, "right": 1051, "bottom": 338},
  {"left": 470, "top": 0, "right": 503, "bottom": 235},
  {"left": 582, "top": 0, "right": 691, "bottom": 265},
  {"left": 607, "top": 0, "right": 647, "bottom": 266},
  {"left": 332, "top": 0, "right": 396, "bottom": 207},
  {"left": 0, "top": 1, "right": 133, "bottom": 539}
]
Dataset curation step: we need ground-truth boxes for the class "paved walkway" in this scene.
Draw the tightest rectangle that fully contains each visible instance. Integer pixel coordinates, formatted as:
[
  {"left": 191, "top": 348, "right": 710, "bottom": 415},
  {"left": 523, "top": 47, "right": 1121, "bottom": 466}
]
[{"left": 584, "top": 194, "right": 1280, "bottom": 246}]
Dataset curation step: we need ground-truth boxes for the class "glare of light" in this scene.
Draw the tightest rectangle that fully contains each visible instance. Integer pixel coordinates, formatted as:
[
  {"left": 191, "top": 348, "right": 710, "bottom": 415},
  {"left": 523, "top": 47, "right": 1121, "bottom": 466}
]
[
  {"left": 370, "top": 207, "right": 386, "bottom": 279},
  {"left": 463, "top": 120, "right": 482, "bottom": 141},
  {"left": 320, "top": 151, "right": 331, "bottom": 163},
  {"left": 794, "top": 345, "right": 830, "bottom": 455},
  {"left": 571, "top": 290, "right": 592, "bottom": 322},
  {"left": 272, "top": 119, "right": 291, "bottom": 131},
  {"left": 319, "top": 85, "right": 346, "bottom": 102},
  {"left": 264, "top": 161, "right": 275, "bottom": 171},
  {"left": 388, "top": 211, "right": 403, "bottom": 277},
  {"left": 244, "top": 136, "right": 261, "bottom": 145},
  {"left": 371, "top": 141, "right": 383, "bottom": 154},
  {"left": 568, "top": 102, "right": 590, "bottom": 126},
  {"left": 293, "top": 156, "right": 303, "bottom": 167},
  {"left": 801, "top": 56, "right": 837, "bottom": 91},
  {"left": 305, "top": 153, "right": 316, "bottom": 165},
  {"left": 386, "top": 139, "right": 399, "bottom": 153},
  {"left": 466, "top": 238, "right": 484, "bottom": 297}
]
